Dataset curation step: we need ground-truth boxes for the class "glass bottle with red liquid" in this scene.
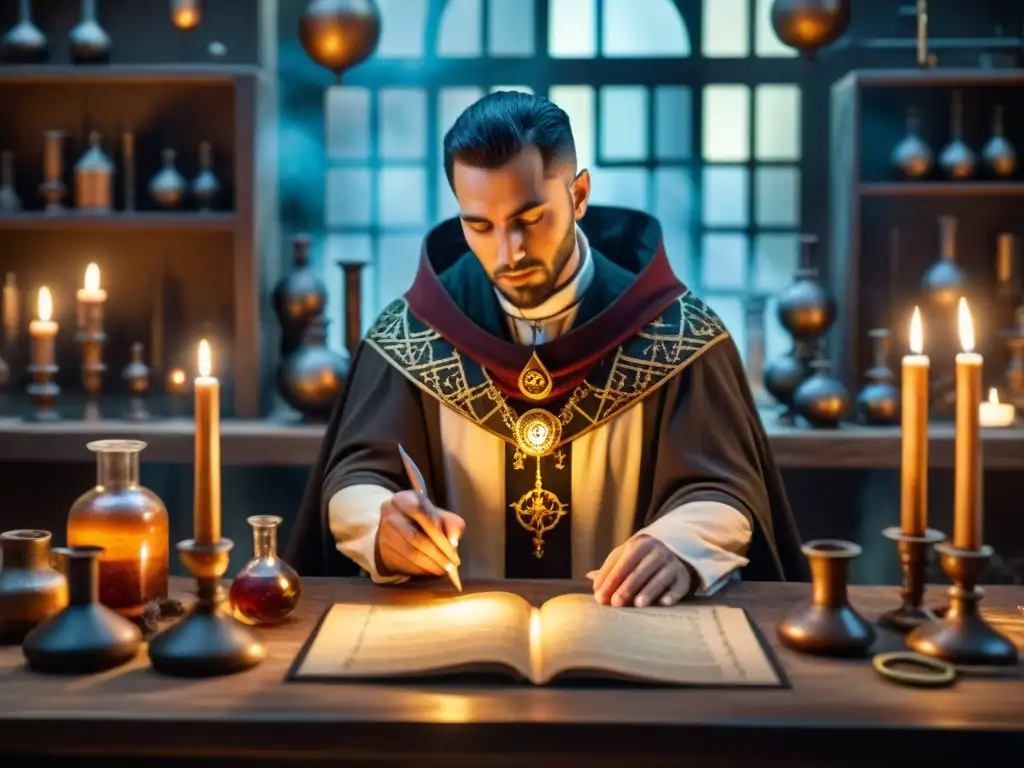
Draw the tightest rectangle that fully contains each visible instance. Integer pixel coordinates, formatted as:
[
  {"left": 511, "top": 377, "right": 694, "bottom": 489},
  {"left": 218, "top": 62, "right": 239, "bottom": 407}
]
[
  {"left": 66, "top": 440, "right": 169, "bottom": 617},
  {"left": 229, "top": 515, "right": 301, "bottom": 625}
]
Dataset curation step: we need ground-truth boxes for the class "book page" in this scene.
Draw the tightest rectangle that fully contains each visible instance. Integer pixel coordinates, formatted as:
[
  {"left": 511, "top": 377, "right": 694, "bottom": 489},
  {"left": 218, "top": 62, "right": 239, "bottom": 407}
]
[
  {"left": 293, "top": 592, "right": 535, "bottom": 680},
  {"left": 537, "top": 594, "right": 780, "bottom": 686}
]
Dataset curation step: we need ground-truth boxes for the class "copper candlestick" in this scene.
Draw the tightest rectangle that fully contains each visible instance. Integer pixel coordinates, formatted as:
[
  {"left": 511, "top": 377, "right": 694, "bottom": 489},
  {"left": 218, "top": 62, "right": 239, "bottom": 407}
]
[
  {"left": 76, "top": 301, "right": 106, "bottom": 419},
  {"left": 906, "top": 543, "right": 1019, "bottom": 665},
  {"left": 879, "top": 527, "right": 945, "bottom": 632},
  {"left": 148, "top": 538, "right": 265, "bottom": 677}
]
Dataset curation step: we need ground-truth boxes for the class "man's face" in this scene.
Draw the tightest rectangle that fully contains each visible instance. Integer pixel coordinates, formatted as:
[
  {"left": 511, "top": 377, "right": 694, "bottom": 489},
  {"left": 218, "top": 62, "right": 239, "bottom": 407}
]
[{"left": 453, "top": 145, "right": 589, "bottom": 309}]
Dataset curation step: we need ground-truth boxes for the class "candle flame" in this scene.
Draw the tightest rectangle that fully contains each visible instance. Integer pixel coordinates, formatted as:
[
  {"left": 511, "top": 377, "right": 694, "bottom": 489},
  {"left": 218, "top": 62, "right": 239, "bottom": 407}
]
[
  {"left": 37, "top": 287, "right": 52, "bottom": 322},
  {"left": 909, "top": 306, "right": 923, "bottom": 354},
  {"left": 170, "top": 369, "right": 186, "bottom": 385},
  {"left": 957, "top": 297, "right": 974, "bottom": 353},
  {"left": 84, "top": 263, "right": 100, "bottom": 292},
  {"left": 198, "top": 339, "right": 212, "bottom": 377},
  {"left": 988, "top": 388, "right": 1000, "bottom": 405}
]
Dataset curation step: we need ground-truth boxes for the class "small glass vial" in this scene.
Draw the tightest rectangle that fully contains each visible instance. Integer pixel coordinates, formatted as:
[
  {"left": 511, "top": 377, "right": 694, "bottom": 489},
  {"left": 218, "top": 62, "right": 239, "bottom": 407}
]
[
  {"left": 229, "top": 515, "right": 301, "bottom": 625},
  {"left": 67, "top": 440, "right": 169, "bottom": 617}
]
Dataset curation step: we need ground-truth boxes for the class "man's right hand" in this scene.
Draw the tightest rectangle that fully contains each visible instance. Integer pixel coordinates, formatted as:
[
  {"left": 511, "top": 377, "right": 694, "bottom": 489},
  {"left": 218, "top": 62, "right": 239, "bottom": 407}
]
[{"left": 375, "top": 490, "right": 465, "bottom": 578}]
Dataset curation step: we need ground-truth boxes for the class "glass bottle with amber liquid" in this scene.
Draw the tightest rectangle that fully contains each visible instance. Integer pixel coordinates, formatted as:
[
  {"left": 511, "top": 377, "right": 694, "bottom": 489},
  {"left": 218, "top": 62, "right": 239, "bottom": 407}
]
[{"left": 67, "top": 440, "right": 169, "bottom": 617}]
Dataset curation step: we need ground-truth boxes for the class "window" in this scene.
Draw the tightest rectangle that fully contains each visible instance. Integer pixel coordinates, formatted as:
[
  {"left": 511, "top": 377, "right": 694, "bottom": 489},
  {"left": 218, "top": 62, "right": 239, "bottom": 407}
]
[{"left": 322, "top": 0, "right": 803, "bottom": 365}]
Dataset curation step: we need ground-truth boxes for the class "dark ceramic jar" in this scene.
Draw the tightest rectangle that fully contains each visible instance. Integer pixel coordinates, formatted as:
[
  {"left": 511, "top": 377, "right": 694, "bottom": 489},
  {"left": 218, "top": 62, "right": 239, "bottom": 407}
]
[{"left": 0, "top": 530, "right": 69, "bottom": 645}]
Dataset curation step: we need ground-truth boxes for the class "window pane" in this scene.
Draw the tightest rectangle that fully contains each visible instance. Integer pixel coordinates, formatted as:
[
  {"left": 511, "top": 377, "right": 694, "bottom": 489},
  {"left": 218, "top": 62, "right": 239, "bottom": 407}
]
[
  {"left": 702, "top": 166, "right": 748, "bottom": 227},
  {"left": 379, "top": 168, "right": 427, "bottom": 226},
  {"left": 705, "top": 295, "right": 746, "bottom": 362},
  {"left": 325, "top": 234, "right": 375, "bottom": 347},
  {"left": 753, "top": 233, "right": 800, "bottom": 293},
  {"left": 325, "top": 87, "right": 371, "bottom": 160},
  {"left": 653, "top": 167, "right": 694, "bottom": 231},
  {"left": 654, "top": 86, "right": 691, "bottom": 161},
  {"left": 702, "top": 0, "right": 749, "bottom": 57},
  {"left": 755, "top": 0, "right": 797, "bottom": 57},
  {"left": 755, "top": 84, "right": 801, "bottom": 160},
  {"left": 600, "top": 86, "right": 648, "bottom": 162},
  {"left": 765, "top": 295, "right": 788, "bottom": 362},
  {"left": 589, "top": 167, "right": 649, "bottom": 210},
  {"left": 548, "top": 85, "right": 595, "bottom": 170},
  {"left": 489, "top": 0, "right": 535, "bottom": 56},
  {"left": 701, "top": 234, "right": 747, "bottom": 290},
  {"left": 326, "top": 168, "right": 372, "bottom": 226},
  {"left": 601, "top": 0, "right": 690, "bottom": 57},
  {"left": 755, "top": 167, "right": 800, "bottom": 226},
  {"left": 662, "top": 227, "right": 694, "bottom": 287},
  {"left": 549, "top": 0, "right": 596, "bottom": 58},
  {"left": 376, "top": 0, "right": 428, "bottom": 58},
  {"left": 380, "top": 88, "right": 427, "bottom": 161},
  {"left": 377, "top": 234, "right": 425, "bottom": 309},
  {"left": 438, "top": 0, "right": 482, "bottom": 57},
  {"left": 702, "top": 85, "right": 749, "bottom": 162}
]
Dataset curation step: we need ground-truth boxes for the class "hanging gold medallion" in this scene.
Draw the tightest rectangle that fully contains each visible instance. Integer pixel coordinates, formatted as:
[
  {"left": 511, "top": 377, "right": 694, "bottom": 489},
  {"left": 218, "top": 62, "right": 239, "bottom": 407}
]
[
  {"left": 511, "top": 459, "right": 568, "bottom": 559},
  {"left": 514, "top": 408, "right": 561, "bottom": 456},
  {"left": 517, "top": 351, "right": 553, "bottom": 401}
]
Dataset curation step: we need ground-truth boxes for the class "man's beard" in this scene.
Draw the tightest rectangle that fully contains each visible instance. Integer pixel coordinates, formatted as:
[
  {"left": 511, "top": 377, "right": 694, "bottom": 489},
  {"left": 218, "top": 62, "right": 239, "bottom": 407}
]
[{"left": 492, "top": 222, "right": 577, "bottom": 310}]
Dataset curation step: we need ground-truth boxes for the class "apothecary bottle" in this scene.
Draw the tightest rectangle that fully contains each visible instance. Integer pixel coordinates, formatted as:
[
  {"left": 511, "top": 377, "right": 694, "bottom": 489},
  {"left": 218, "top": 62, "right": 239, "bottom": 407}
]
[
  {"left": 66, "top": 440, "right": 169, "bottom": 617},
  {"left": 229, "top": 515, "right": 301, "bottom": 625}
]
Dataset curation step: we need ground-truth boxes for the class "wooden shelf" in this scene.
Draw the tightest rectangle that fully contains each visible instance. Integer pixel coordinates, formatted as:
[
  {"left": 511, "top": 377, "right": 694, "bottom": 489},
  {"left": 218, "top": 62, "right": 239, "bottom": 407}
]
[
  {"left": 0, "top": 211, "right": 236, "bottom": 232},
  {"left": 1, "top": 413, "right": 1022, "bottom": 470},
  {"left": 859, "top": 182, "right": 1024, "bottom": 197},
  {"left": 836, "top": 69, "right": 1024, "bottom": 89},
  {"left": 0, "top": 64, "right": 262, "bottom": 85}
]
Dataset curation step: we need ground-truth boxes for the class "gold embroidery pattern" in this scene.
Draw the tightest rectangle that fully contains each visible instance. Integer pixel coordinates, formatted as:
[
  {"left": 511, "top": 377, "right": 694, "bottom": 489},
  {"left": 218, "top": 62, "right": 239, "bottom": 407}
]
[{"left": 364, "top": 293, "right": 729, "bottom": 451}]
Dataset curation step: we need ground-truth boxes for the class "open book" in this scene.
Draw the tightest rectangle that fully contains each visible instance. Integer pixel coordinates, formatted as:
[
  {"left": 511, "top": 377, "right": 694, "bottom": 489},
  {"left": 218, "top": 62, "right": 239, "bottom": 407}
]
[{"left": 289, "top": 592, "right": 782, "bottom": 687}]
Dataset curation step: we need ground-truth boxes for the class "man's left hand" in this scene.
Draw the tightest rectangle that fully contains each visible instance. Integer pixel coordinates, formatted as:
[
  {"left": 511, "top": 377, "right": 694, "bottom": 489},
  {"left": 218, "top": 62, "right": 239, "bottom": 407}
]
[{"left": 587, "top": 535, "right": 693, "bottom": 608}]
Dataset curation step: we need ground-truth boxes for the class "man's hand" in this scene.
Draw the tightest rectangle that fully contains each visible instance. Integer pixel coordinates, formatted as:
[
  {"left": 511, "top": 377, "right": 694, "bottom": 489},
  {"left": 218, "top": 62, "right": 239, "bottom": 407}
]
[
  {"left": 587, "top": 535, "right": 693, "bottom": 607},
  {"left": 375, "top": 490, "right": 465, "bottom": 578}
]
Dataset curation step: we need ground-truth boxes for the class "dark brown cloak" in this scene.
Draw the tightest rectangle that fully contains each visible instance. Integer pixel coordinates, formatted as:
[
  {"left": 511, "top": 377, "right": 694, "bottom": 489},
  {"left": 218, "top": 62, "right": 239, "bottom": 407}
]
[{"left": 285, "top": 206, "right": 807, "bottom": 582}]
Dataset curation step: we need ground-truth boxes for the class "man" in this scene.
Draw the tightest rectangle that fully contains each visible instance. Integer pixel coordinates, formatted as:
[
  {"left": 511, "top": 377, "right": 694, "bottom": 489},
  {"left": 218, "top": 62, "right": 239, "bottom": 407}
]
[{"left": 287, "top": 91, "right": 805, "bottom": 606}]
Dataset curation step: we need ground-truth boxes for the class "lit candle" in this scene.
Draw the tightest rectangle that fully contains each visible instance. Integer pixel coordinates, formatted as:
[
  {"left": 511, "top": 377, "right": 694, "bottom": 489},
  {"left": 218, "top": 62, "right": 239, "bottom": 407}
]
[
  {"left": 76, "top": 263, "right": 107, "bottom": 329},
  {"left": 953, "top": 298, "right": 982, "bottom": 551},
  {"left": 193, "top": 339, "right": 221, "bottom": 545},
  {"left": 900, "top": 307, "right": 929, "bottom": 537},
  {"left": 28, "top": 287, "right": 58, "bottom": 369},
  {"left": 979, "top": 388, "right": 1016, "bottom": 428}
]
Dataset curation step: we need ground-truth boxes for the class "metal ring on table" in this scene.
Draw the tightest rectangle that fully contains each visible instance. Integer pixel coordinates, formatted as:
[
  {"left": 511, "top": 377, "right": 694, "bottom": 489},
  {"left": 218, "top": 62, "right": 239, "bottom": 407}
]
[{"left": 872, "top": 652, "right": 956, "bottom": 688}]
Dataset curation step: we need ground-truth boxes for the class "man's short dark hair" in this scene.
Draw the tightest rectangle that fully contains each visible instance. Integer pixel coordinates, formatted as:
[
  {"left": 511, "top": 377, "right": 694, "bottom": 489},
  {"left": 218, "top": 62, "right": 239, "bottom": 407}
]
[{"left": 443, "top": 91, "right": 577, "bottom": 188}]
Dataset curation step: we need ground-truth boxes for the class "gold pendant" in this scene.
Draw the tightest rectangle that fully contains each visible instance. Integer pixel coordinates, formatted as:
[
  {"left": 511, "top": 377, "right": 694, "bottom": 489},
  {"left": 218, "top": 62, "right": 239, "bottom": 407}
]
[
  {"left": 511, "top": 457, "right": 568, "bottom": 558},
  {"left": 513, "top": 408, "right": 561, "bottom": 456},
  {"left": 517, "top": 351, "right": 553, "bottom": 401}
]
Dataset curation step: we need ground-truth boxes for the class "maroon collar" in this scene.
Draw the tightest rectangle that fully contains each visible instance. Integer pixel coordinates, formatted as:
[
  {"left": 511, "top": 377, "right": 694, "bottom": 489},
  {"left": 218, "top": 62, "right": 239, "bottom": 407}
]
[{"left": 405, "top": 242, "right": 685, "bottom": 403}]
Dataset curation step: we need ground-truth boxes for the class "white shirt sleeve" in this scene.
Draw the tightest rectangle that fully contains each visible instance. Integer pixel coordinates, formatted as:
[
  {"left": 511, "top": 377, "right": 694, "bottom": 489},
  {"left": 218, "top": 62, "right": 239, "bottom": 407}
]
[
  {"left": 327, "top": 484, "right": 409, "bottom": 584},
  {"left": 632, "top": 500, "right": 752, "bottom": 597}
]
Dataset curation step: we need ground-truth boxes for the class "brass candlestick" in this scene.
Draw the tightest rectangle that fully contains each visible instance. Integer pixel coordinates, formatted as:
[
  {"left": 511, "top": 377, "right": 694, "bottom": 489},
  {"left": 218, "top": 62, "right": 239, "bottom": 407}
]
[
  {"left": 148, "top": 538, "right": 265, "bottom": 677},
  {"left": 122, "top": 342, "right": 150, "bottom": 421},
  {"left": 906, "top": 543, "right": 1019, "bottom": 665},
  {"left": 878, "top": 527, "right": 945, "bottom": 632}
]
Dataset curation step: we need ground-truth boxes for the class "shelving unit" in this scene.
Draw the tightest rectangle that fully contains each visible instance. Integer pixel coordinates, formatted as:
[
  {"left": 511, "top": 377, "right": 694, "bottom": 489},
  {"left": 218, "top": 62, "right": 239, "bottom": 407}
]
[
  {"left": 829, "top": 68, "right": 1024, "bottom": 395},
  {"left": 0, "top": 64, "right": 266, "bottom": 418},
  {"left": 0, "top": 413, "right": 1020, "bottom": 470}
]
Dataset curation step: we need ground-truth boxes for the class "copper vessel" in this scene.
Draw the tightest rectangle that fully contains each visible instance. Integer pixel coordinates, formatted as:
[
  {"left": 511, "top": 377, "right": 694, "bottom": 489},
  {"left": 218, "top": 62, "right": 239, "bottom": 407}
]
[
  {"left": 277, "top": 315, "right": 349, "bottom": 421},
  {"left": 298, "top": 0, "right": 381, "bottom": 81},
  {"left": 777, "top": 540, "right": 875, "bottom": 657},
  {"left": 67, "top": 440, "right": 169, "bottom": 617},
  {"left": 0, "top": 530, "right": 69, "bottom": 645},
  {"left": 73, "top": 131, "right": 113, "bottom": 212},
  {"left": 792, "top": 355, "right": 850, "bottom": 428},
  {"left": 23, "top": 546, "right": 142, "bottom": 674},
  {"left": 769, "top": 0, "right": 850, "bottom": 61},
  {"left": 273, "top": 235, "right": 327, "bottom": 357},
  {"left": 853, "top": 329, "right": 900, "bottom": 426}
]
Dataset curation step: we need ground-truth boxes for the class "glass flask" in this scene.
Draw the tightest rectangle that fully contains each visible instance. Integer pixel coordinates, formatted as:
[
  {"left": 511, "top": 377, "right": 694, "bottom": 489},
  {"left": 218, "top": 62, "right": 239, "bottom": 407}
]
[
  {"left": 66, "top": 440, "right": 169, "bottom": 617},
  {"left": 229, "top": 515, "right": 301, "bottom": 625}
]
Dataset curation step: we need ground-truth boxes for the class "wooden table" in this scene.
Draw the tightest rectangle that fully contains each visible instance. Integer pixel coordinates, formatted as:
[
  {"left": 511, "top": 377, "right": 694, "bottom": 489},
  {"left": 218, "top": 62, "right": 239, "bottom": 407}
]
[{"left": 1, "top": 578, "right": 1022, "bottom": 766}]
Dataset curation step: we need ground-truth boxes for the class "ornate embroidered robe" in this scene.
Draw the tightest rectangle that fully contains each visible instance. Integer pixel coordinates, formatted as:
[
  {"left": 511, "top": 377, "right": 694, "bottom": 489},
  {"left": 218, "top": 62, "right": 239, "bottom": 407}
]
[{"left": 286, "top": 206, "right": 806, "bottom": 587}]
